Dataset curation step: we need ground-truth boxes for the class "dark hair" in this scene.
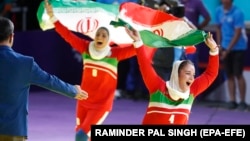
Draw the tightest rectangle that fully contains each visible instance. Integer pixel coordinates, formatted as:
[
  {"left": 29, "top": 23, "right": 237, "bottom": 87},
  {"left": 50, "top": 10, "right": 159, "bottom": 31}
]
[
  {"left": 0, "top": 17, "right": 14, "bottom": 42},
  {"left": 161, "top": 0, "right": 185, "bottom": 18},
  {"left": 97, "top": 26, "right": 109, "bottom": 36},
  {"left": 178, "top": 60, "right": 194, "bottom": 73}
]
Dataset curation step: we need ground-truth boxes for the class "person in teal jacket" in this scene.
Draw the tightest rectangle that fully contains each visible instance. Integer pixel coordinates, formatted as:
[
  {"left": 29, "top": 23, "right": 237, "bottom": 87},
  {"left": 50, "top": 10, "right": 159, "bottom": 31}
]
[{"left": 0, "top": 16, "right": 88, "bottom": 141}]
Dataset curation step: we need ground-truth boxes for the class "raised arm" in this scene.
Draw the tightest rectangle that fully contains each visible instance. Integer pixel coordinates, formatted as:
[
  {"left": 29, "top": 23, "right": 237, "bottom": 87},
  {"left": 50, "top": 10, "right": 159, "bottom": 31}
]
[
  {"left": 191, "top": 32, "right": 219, "bottom": 96},
  {"left": 125, "top": 27, "right": 164, "bottom": 93},
  {"left": 44, "top": 0, "right": 89, "bottom": 53}
]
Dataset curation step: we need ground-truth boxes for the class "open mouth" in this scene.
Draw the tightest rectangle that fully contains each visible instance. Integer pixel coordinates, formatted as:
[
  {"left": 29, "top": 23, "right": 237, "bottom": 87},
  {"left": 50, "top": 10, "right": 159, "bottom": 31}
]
[
  {"left": 186, "top": 82, "right": 191, "bottom": 86},
  {"left": 96, "top": 42, "right": 103, "bottom": 45}
]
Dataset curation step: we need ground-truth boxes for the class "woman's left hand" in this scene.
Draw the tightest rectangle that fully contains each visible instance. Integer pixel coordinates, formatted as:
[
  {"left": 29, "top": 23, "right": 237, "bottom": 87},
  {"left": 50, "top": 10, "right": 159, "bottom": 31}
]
[
  {"left": 204, "top": 32, "right": 218, "bottom": 52},
  {"left": 125, "top": 26, "right": 141, "bottom": 42}
]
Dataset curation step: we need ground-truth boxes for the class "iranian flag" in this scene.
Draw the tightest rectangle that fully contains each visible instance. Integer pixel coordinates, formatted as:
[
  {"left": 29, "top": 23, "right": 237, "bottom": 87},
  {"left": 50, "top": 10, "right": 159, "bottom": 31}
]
[
  {"left": 111, "top": 2, "right": 207, "bottom": 47},
  {"left": 37, "top": 0, "right": 206, "bottom": 48},
  {"left": 37, "top": 0, "right": 126, "bottom": 43}
]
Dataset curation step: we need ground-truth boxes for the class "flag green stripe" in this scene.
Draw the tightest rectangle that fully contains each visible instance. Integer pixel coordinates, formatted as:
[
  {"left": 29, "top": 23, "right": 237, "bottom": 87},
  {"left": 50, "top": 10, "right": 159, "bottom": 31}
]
[
  {"left": 140, "top": 30, "right": 208, "bottom": 48},
  {"left": 46, "top": 0, "right": 118, "bottom": 11},
  {"left": 169, "top": 30, "right": 208, "bottom": 46},
  {"left": 37, "top": 0, "right": 119, "bottom": 30},
  {"left": 36, "top": 1, "right": 45, "bottom": 26},
  {"left": 110, "top": 19, "right": 135, "bottom": 30}
]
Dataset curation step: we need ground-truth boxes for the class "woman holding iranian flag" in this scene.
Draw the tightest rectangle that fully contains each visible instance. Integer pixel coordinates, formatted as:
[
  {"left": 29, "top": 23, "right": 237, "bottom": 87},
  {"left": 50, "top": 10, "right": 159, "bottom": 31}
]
[
  {"left": 44, "top": 0, "right": 137, "bottom": 141},
  {"left": 125, "top": 26, "right": 219, "bottom": 124}
]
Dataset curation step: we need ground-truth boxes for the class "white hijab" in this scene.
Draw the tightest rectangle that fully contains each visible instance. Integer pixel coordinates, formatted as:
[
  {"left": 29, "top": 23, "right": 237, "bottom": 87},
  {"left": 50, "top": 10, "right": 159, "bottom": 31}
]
[
  {"left": 166, "top": 60, "right": 190, "bottom": 100},
  {"left": 89, "top": 41, "right": 111, "bottom": 60}
]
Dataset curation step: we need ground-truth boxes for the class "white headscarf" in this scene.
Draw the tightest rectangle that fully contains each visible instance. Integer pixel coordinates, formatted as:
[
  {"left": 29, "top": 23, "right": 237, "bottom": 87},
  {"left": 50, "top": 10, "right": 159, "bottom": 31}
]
[
  {"left": 89, "top": 41, "right": 111, "bottom": 60},
  {"left": 166, "top": 60, "right": 190, "bottom": 100}
]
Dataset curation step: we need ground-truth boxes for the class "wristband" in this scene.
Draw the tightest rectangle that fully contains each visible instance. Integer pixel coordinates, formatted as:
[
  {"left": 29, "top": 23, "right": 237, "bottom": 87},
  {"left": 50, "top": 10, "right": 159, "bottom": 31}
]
[
  {"left": 50, "top": 15, "right": 58, "bottom": 23},
  {"left": 209, "top": 47, "right": 219, "bottom": 56},
  {"left": 133, "top": 40, "right": 143, "bottom": 48}
]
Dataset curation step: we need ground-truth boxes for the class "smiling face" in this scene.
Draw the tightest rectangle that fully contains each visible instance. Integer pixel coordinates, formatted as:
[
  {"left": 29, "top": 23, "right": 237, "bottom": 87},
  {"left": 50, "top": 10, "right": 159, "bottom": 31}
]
[
  {"left": 178, "top": 61, "right": 195, "bottom": 92},
  {"left": 94, "top": 27, "right": 110, "bottom": 50}
]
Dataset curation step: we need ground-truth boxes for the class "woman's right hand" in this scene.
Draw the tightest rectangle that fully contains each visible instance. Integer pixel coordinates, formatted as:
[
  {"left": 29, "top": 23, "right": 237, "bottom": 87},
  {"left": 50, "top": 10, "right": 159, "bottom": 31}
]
[{"left": 44, "top": 0, "right": 54, "bottom": 18}]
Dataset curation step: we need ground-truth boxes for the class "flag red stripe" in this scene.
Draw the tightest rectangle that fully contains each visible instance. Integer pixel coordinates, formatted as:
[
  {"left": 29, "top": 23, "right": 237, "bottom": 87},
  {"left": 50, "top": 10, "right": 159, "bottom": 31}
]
[{"left": 120, "top": 2, "right": 180, "bottom": 26}]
